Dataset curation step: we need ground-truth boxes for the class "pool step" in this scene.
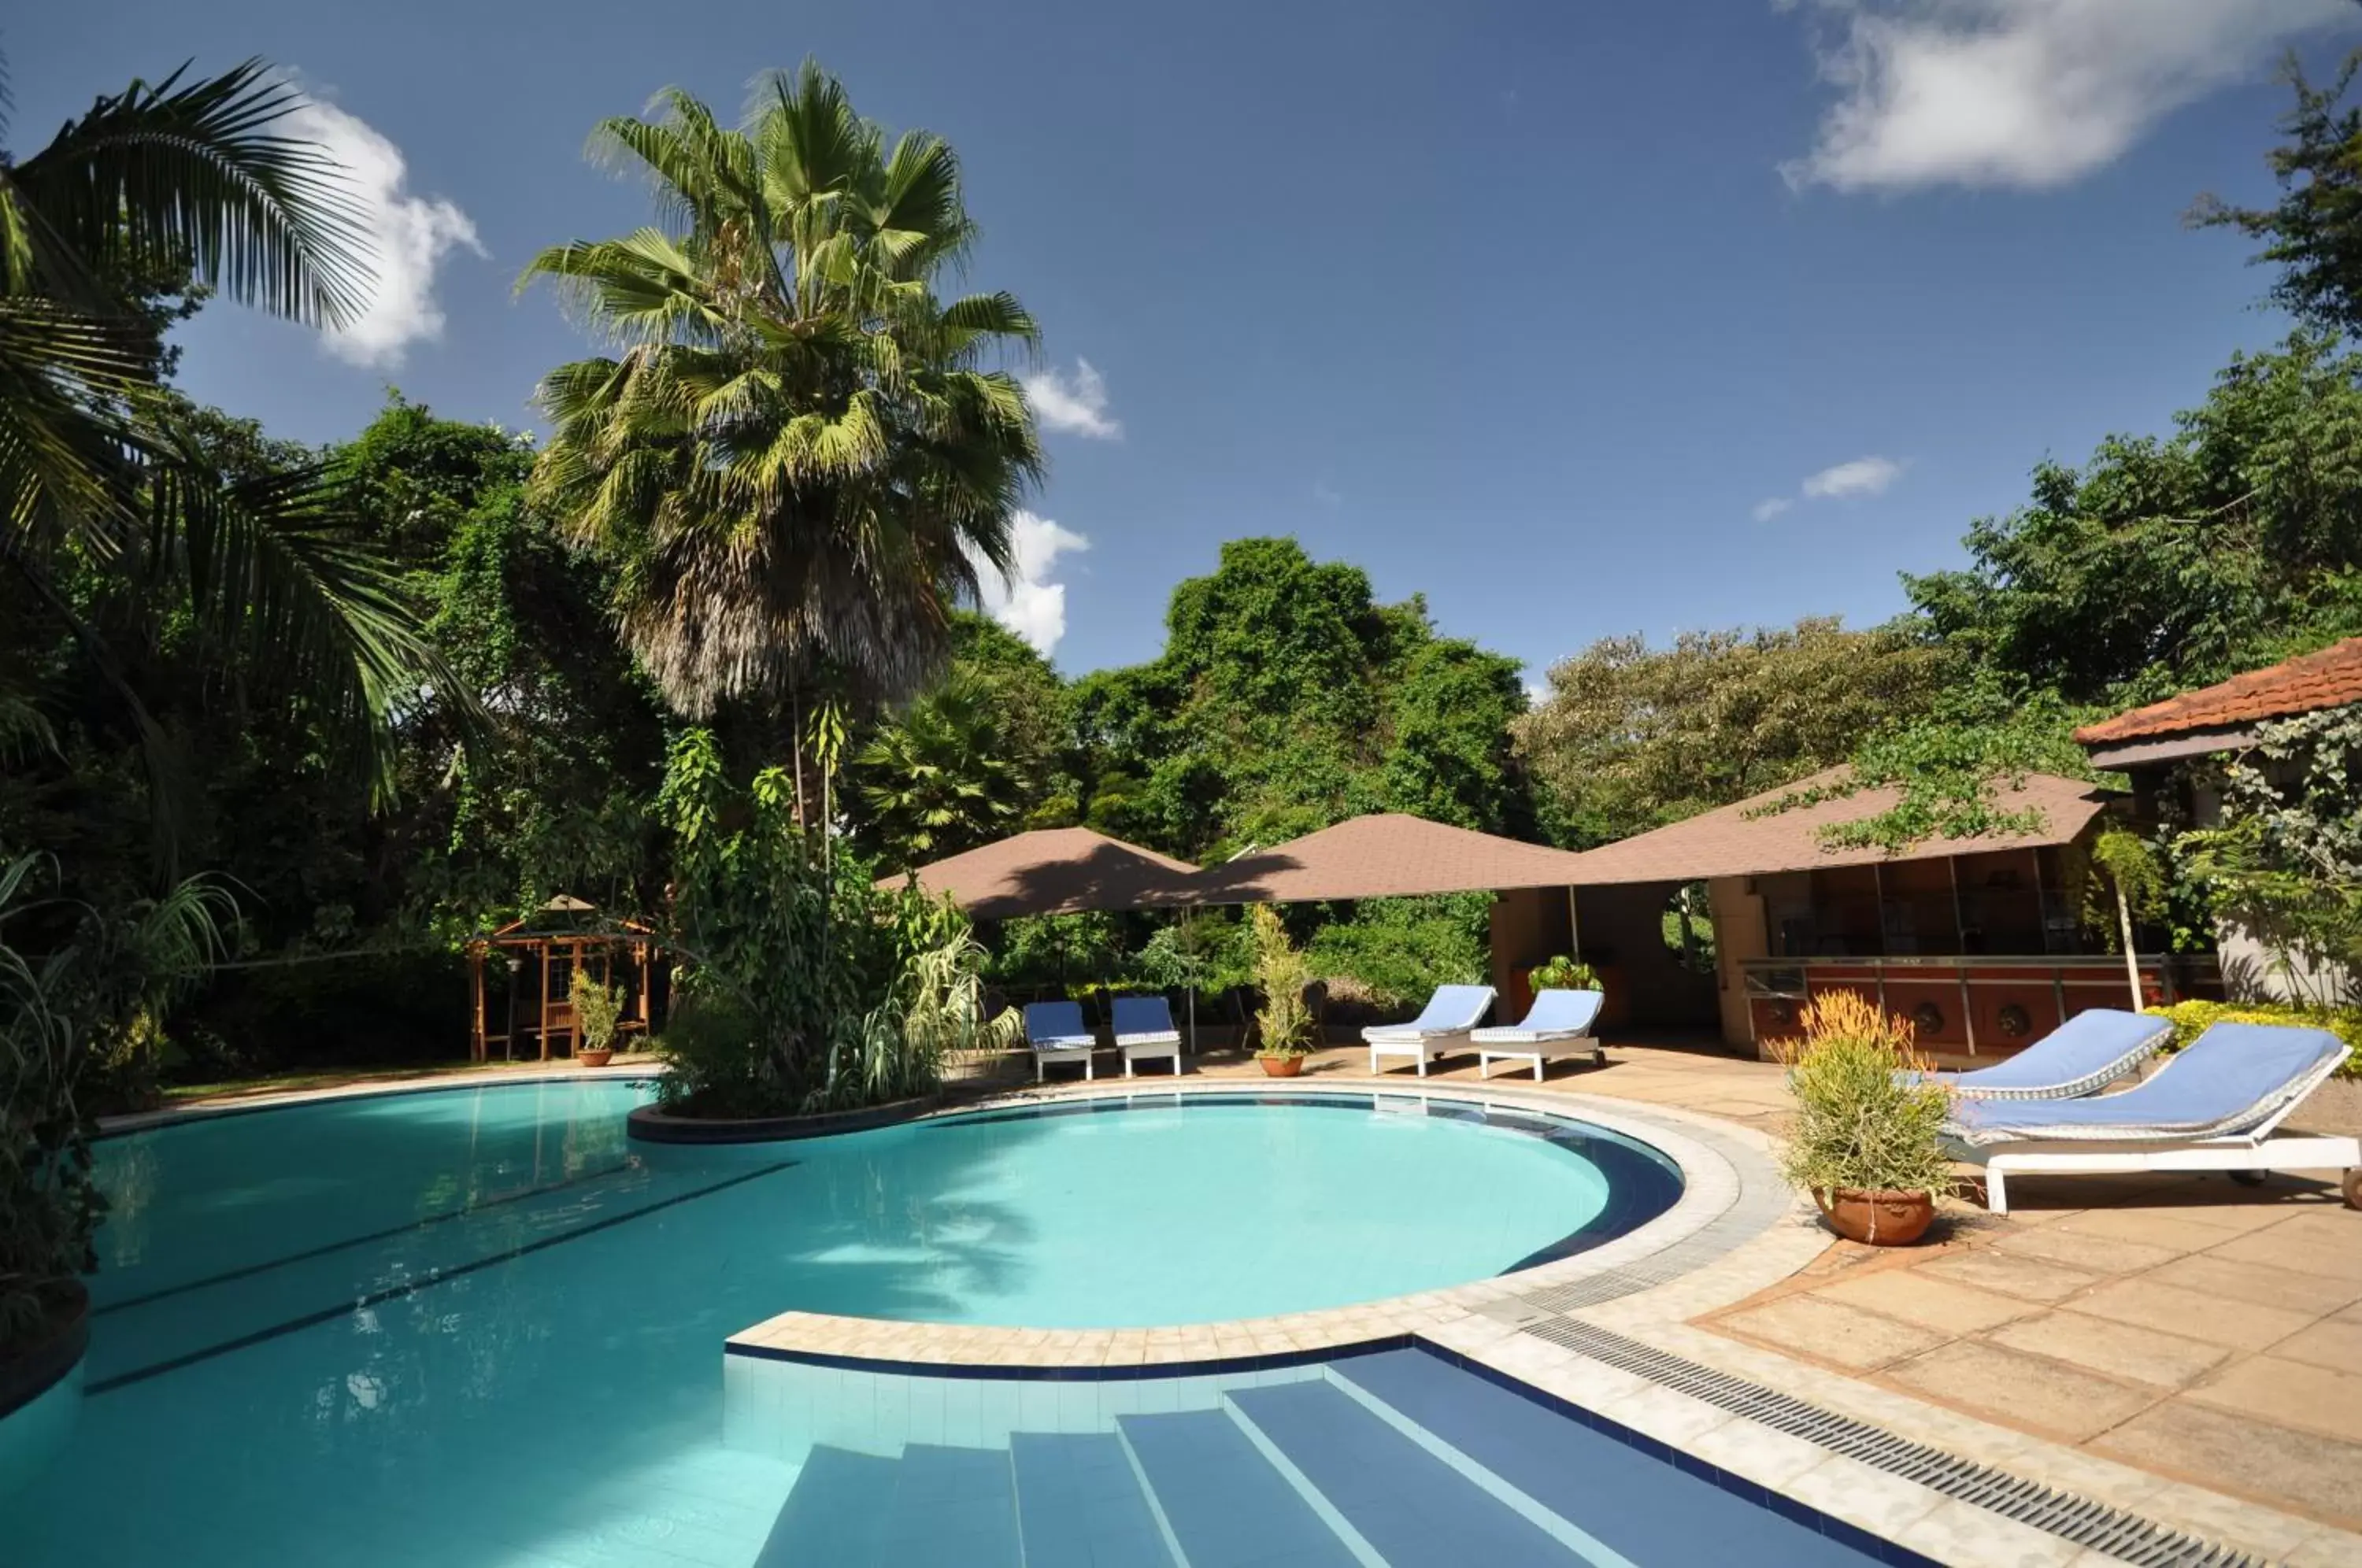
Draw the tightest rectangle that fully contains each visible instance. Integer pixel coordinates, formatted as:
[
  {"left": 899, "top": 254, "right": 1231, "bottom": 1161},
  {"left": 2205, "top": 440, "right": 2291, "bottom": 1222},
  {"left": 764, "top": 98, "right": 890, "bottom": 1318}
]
[
  {"left": 1115, "top": 1407, "right": 1365, "bottom": 1566},
  {"left": 1330, "top": 1348, "right": 1856, "bottom": 1566},
  {"left": 1009, "top": 1431, "right": 1177, "bottom": 1568},
  {"left": 1224, "top": 1379, "right": 1589, "bottom": 1566},
  {"left": 755, "top": 1352, "right": 1901, "bottom": 1566}
]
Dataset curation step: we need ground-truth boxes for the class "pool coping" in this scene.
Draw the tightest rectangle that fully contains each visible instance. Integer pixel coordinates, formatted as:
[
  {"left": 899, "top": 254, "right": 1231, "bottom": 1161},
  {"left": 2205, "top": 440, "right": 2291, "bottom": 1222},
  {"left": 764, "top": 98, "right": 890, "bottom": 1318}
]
[
  {"left": 721, "top": 1077, "right": 1759, "bottom": 1374},
  {"left": 92, "top": 1063, "right": 659, "bottom": 1137}
]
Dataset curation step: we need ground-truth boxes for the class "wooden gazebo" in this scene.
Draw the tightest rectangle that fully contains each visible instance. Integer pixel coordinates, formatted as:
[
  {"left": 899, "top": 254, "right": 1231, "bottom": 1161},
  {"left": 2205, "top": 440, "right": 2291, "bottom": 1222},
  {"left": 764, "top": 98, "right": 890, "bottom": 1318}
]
[{"left": 466, "top": 895, "right": 659, "bottom": 1062}]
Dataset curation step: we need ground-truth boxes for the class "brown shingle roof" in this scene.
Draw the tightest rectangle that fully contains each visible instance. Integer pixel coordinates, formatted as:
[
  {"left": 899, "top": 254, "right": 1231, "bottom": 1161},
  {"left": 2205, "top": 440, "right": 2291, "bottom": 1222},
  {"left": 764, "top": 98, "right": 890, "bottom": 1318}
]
[
  {"left": 1187, "top": 815, "right": 1596, "bottom": 905},
  {"left": 2075, "top": 637, "right": 2362, "bottom": 746},
  {"left": 1562, "top": 768, "right": 2114, "bottom": 886},
  {"left": 887, "top": 827, "right": 1199, "bottom": 919}
]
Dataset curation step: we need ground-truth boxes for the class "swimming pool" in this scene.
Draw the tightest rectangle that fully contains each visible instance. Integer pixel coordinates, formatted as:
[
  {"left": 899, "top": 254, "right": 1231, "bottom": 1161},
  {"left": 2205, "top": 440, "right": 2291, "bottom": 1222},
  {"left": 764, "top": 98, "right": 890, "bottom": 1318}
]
[{"left": 0, "top": 1078, "right": 1709, "bottom": 1566}]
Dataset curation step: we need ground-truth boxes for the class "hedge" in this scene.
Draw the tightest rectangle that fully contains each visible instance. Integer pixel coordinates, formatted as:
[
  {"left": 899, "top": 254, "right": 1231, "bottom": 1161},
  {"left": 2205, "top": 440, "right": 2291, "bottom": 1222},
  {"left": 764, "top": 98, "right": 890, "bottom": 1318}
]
[{"left": 2145, "top": 1000, "right": 2362, "bottom": 1080}]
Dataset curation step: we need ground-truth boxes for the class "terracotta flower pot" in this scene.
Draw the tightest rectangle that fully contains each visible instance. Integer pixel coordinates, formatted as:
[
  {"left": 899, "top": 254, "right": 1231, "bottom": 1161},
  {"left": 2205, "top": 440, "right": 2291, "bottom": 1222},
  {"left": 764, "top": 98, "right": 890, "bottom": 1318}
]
[
  {"left": 1258, "top": 1055, "right": 1305, "bottom": 1078},
  {"left": 576, "top": 1048, "right": 615, "bottom": 1068},
  {"left": 1815, "top": 1187, "right": 1935, "bottom": 1246}
]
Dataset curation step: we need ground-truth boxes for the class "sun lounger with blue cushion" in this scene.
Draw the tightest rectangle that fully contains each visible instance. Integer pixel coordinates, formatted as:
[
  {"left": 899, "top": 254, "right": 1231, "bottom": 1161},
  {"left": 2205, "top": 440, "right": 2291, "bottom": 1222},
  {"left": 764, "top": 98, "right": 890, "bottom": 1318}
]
[
  {"left": 1362, "top": 984, "right": 1495, "bottom": 1077},
  {"left": 1945, "top": 1022, "right": 2362, "bottom": 1213},
  {"left": 1908, "top": 1008, "right": 2171, "bottom": 1100},
  {"left": 1110, "top": 993, "right": 1185, "bottom": 1078},
  {"left": 1470, "top": 989, "right": 1605, "bottom": 1080},
  {"left": 1024, "top": 1000, "right": 1098, "bottom": 1082}
]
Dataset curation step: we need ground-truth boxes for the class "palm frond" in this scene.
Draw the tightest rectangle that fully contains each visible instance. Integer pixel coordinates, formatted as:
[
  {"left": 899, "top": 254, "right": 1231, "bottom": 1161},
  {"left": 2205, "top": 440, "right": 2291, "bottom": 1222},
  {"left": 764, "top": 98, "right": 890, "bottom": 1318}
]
[
  {"left": 146, "top": 435, "right": 488, "bottom": 804},
  {"left": 12, "top": 57, "right": 374, "bottom": 327}
]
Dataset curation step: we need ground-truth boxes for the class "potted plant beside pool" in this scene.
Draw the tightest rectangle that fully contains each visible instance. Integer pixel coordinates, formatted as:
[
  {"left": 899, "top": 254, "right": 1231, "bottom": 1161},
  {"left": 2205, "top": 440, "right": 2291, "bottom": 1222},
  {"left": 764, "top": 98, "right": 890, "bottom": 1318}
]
[
  {"left": 1249, "top": 906, "right": 1315, "bottom": 1078},
  {"left": 569, "top": 971, "right": 624, "bottom": 1067},
  {"left": 1771, "top": 991, "right": 1954, "bottom": 1246}
]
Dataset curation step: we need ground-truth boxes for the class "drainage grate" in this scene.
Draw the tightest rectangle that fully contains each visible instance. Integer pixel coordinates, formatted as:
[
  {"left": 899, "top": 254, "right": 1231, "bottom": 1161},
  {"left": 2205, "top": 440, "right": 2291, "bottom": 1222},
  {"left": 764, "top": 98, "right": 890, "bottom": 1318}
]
[{"left": 1518, "top": 1317, "right": 2260, "bottom": 1568}]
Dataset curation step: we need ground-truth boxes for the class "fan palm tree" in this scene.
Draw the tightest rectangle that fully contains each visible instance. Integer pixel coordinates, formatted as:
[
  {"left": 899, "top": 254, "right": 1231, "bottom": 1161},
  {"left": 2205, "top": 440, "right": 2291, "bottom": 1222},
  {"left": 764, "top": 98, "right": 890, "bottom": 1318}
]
[
  {"left": 855, "top": 680, "right": 1029, "bottom": 869},
  {"left": 520, "top": 63, "right": 1043, "bottom": 763},
  {"left": 1, "top": 56, "right": 468, "bottom": 812}
]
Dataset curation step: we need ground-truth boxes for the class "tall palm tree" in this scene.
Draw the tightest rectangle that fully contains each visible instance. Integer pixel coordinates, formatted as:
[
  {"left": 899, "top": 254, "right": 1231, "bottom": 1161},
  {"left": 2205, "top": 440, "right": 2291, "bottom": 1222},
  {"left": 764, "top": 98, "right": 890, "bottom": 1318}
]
[
  {"left": 521, "top": 63, "right": 1043, "bottom": 753},
  {"left": 1, "top": 56, "right": 468, "bottom": 812}
]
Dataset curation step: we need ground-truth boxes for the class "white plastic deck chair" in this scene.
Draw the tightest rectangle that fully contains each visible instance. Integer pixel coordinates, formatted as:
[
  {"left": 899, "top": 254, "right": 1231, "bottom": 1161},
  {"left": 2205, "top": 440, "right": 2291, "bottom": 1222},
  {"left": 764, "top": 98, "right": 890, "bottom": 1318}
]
[
  {"left": 1906, "top": 1007, "right": 2172, "bottom": 1100},
  {"left": 1945, "top": 1021, "right": 2362, "bottom": 1214},
  {"left": 1362, "top": 984, "right": 1496, "bottom": 1077},
  {"left": 1023, "top": 1000, "right": 1098, "bottom": 1082},
  {"left": 1110, "top": 993, "right": 1185, "bottom": 1078},
  {"left": 1471, "top": 989, "right": 1605, "bottom": 1080}
]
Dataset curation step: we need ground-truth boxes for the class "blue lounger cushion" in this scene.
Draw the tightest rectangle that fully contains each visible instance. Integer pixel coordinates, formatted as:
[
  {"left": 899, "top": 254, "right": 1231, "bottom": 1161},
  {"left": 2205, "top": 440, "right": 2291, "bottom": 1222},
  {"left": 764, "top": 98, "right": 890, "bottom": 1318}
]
[
  {"left": 1910, "top": 1008, "right": 2171, "bottom": 1100},
  {"left": 1024, "top": 1000, "right": 1096, "bottom": 1050},
  {"left": 1472, "top": 989, "right": 1605, "bottom": 1043},
  {"left": 1362, "top": 984, "right": 1495, "bottom": 1044},
  {"left": 1110, "top": 994, "right": 1182, "bottom": 1045},
  {"left": 1947, "top": 1023, "right": 2345, "bottom": 1147}
]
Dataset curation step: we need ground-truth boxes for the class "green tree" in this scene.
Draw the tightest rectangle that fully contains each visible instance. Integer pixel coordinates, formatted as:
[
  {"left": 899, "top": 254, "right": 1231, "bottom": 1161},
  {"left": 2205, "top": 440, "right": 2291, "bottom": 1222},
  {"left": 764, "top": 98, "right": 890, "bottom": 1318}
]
[
  {"left": 1515, "top": 617, "right": 1950, "bottom": 846},
  {"left": 1902, "top": 336, "right": 2362, "bottom": 707},
  {"left": 1, "top": 57, "right": 464, "bottom": 812},
  {"left": 854, "top": 679, "right": 1030, "bottom": 871},
  {"left": 520, "top": 63, "right": 1042, "bottom": 776},
  {"left": 1061, "top": 538, "right": 1532, "bottom": 860},
  {"left": 2082, "top": 825, "right": 2170, "bottom": 1009},
  {"left": 2194, "top": 51, "right": 2362, "bottom": 339}
]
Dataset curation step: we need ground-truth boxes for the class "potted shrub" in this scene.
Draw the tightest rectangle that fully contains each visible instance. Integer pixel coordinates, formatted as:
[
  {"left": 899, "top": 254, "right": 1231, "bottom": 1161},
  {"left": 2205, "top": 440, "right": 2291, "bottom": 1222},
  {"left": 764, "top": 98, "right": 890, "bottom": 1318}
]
[
  {"left": 1249, "top": 906, "right": 1314, "bottom": 1078},
  {"left": 569, "top": 970, "right": 625, "bottom": 1067},
  {"left": 1527, "top": 954, "right": 1600, "bottom": 995},
  {"left": 1771, "top": 991, "right": 1954, "bottom": 1246}
]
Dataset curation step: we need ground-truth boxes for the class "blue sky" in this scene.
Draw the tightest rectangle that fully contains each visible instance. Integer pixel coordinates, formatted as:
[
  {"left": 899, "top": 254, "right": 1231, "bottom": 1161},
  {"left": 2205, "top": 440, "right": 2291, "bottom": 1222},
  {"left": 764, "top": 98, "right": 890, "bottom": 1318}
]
[{"left": 13, "top": 1, "right": 2358, "bottom": 684}]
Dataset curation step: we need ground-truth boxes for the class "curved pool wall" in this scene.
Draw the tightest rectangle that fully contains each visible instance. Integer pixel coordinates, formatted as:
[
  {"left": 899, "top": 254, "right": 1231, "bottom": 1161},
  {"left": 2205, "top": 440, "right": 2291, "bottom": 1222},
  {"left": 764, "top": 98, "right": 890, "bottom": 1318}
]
[{"left": 0, "top": 1078, "right": 1695, "bottom": 1567}]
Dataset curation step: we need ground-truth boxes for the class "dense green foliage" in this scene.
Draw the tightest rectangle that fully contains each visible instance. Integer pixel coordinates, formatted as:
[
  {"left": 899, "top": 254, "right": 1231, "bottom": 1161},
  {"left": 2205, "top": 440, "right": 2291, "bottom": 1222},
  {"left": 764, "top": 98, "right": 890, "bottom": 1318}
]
[
  {"left": 2148, "top": 998, "right": 2362, "bottom": 1079},
  {"left": 1902, "top": 334, "right": 2362, "bottom": 706},
  {"left": 2177, "top": 705, "right": 2362, "bottom": 1004},
  {"left": 2, "top": 854, "right": 231, "bottom": 1341},
  {"left": 1516, "top": 619, "right": 1950, "bottom": 846},
  {"left": 2193, "top": 54, "right": 2362, "bottom": 342},
  {"left": 1061, "top": 538, "right": 1530, "bottom": 860}
]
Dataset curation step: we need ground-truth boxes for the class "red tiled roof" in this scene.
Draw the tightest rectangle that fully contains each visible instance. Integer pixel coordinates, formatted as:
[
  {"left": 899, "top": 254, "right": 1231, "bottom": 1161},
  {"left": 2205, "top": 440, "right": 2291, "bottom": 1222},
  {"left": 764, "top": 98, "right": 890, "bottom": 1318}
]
[
  {"left": 1188, "top": 815, "right": 1596, "bottom": 905},
  {"left": 2075, "top": 637, "right": 2362, "bottom": 746},
  {"left": 887, "top": 827, "right": 1199, "bottom": 919},
  {"left": 1562, "top": 768, "right": 2113, "bottom": 886}
]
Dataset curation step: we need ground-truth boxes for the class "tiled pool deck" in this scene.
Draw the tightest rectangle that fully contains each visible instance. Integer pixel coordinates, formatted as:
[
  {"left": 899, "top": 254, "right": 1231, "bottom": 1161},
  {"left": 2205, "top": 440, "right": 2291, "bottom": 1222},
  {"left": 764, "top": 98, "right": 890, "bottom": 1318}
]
[{"left": 128, "top": 1043, "right": 2362, "bottom": 1566}]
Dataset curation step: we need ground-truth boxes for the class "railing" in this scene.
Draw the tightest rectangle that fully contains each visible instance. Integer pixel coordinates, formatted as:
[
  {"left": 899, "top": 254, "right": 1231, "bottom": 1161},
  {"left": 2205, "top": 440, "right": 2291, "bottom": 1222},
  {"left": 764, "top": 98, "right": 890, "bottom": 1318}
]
[{"left": 1738, "top": 953, "right": 2221, "bottom": 1056}]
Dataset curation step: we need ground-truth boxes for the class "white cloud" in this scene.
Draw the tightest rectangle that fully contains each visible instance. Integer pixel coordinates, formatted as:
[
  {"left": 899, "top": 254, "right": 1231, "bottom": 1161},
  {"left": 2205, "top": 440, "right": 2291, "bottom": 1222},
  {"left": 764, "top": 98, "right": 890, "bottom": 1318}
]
[
  {"left": 1021, "top": 358, "right": 1124, "bottom": 439},
  {"left": 1780, "top": 0, "right": 2353, "bottom": 193},
  {"left": 1801, "top": 455, "right": 1906, "bottom": 498},
  {"left": 1752, "top": 454, "right": 1905, "bottom": 520},
  {"left": 971, "top": 510, "right": 1090, "bottom": 655},
  {"left": 283, "top": 94, "right": 483, "bottom": 366},
  {"left": 1312, "top": 480, "right": 1343, "bottom": 510}
]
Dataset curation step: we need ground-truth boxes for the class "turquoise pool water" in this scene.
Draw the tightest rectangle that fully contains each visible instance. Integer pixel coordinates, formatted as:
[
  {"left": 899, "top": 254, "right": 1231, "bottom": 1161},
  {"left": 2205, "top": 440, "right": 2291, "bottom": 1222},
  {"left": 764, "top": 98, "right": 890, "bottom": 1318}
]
[{"left": 1, "top": 1081, "right": 1679, "bottom": 1566}]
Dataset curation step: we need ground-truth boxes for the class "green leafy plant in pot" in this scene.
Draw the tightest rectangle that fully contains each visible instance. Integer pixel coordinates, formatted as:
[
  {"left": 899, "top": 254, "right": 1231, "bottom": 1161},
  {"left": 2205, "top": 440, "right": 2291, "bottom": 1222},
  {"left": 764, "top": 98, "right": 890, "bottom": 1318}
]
[
  {"left": 1527, "top": 954, "right": 1600, "bottom": 994},
  {"left": 1770, "top": 991, "right": 1954, "bottom": 1245},
  {"left": 569, "top": 970, "right": 626, "bottom": 1067},
  {"left": 1249, "top": 906, "right": 1314, "bottom": 1077}
]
